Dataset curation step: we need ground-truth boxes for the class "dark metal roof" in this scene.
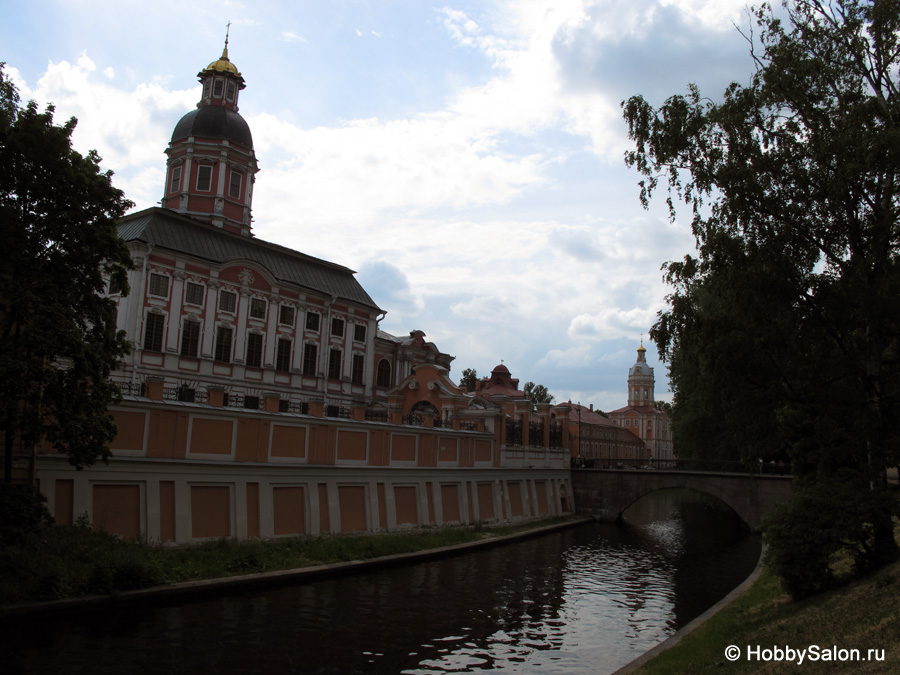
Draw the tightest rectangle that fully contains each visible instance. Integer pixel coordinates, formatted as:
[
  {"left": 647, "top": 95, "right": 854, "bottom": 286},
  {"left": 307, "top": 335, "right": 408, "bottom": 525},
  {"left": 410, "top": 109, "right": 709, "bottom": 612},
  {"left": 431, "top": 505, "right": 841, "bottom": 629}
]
[
  {"left": 171, "top": 106, "right": 253, "bottom": 150},
  {"left": 118, "top": 208, "right": 381, "bottom": 311}
]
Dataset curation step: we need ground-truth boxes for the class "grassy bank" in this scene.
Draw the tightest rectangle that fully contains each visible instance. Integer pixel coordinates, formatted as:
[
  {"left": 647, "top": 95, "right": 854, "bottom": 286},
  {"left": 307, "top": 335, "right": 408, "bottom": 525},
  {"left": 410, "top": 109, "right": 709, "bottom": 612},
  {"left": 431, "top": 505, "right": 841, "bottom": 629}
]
[
  {"left": 0, "top": 516, "right": 578, "bottom": 607},
  {"left": 632, "top": 554, "right": 900, "bottom": 673}
]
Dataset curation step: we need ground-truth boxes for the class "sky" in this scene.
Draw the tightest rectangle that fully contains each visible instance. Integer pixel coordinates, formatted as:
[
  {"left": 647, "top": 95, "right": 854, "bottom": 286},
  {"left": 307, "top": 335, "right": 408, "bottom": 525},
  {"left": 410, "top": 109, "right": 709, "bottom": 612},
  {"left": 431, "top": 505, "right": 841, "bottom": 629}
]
[{"left": 2, "top": 0, "right": 759, "bottom": 412}]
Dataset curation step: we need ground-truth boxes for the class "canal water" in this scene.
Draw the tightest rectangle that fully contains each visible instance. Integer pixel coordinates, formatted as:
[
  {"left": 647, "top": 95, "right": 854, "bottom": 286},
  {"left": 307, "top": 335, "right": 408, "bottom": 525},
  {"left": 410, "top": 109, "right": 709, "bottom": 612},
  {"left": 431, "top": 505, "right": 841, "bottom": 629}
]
[{"left": 6, "top": 489, "right": 760, "bottom": 674}]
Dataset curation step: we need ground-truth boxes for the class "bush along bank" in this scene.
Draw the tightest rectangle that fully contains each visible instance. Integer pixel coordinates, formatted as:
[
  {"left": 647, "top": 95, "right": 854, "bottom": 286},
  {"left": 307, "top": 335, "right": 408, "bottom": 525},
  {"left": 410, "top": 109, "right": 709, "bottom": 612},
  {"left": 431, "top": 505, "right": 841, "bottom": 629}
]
[{"left": 0, "top": 504, "right": 581, "bottom": 608}]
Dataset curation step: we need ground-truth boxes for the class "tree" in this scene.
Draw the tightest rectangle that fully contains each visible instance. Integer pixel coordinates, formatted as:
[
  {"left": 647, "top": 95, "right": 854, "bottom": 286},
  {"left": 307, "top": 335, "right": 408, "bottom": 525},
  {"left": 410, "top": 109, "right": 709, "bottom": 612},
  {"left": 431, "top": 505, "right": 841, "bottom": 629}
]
[
  {"left": 523, "top": 382, "right": 554, "bottom": 404},
  {"left": 0, "top": 64, "right": 133, "bottom": 482},
  {"left": 459, "top": 368, "right": 478, "bottom": 393},
  {"left": 623, "top": 0, "right": 900, "bottom": 593}
]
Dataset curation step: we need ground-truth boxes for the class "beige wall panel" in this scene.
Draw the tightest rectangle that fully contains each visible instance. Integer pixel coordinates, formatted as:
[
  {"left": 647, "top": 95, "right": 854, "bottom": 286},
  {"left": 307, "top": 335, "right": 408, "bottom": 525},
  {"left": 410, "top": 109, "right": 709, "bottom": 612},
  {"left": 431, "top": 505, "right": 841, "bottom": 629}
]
[
  {"left": 339, "top": 485, "right": 367, "bottom": 532},
  {"left": 93, "top": 484, "right": 141, "bottom": 538},
  {"left": 273, "top": 486, "right": 306, "bottom": 535},
  {"left": 394, "top": 486, "right": 418, "bottom": 526},
  {"left": 191, "top": 485, "right": 231, "bottom": 539}
]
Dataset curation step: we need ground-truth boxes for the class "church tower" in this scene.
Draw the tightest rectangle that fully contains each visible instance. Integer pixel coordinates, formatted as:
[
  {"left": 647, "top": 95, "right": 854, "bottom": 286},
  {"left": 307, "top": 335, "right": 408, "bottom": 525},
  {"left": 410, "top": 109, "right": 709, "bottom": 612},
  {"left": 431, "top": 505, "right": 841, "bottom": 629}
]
[
  {"left": 627, "top": 342, "right": 655, "bottom": 407},
  {"left": 161, "top": 32, "right": 258, "bottom": 236}
]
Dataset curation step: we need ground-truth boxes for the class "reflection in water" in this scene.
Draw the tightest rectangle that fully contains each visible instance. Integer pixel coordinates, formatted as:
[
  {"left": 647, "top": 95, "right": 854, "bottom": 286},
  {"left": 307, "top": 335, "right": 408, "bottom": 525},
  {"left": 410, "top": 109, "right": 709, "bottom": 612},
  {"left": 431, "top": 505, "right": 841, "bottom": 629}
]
[{"left": 5, "top": 489, "right": 759, "bottom": 675}]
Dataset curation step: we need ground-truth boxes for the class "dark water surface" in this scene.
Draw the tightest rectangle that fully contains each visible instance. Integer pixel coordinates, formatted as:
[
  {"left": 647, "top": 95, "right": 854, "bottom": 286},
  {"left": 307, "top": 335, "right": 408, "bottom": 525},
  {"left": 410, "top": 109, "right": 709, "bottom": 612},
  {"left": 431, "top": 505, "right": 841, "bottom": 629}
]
[{"left": 6, "top": 489, "right": 760, "bottom": 674}]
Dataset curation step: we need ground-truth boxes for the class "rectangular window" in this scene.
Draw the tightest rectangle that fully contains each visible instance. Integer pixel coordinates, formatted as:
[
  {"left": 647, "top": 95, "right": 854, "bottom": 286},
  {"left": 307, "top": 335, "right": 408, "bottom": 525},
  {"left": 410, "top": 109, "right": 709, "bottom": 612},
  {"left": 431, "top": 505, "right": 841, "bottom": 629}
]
[
  {"left": 246, "top": 332, "right": 263, "bottom": 368},
  {"left": 213, "top": 79, "right": 224, "bottom": 98},
  {"left": 306, "top": 312, "right": 320, "bottom": 332},
  {"left": 276, "top": 337, "right": 291, "bottom": 372},
  {"left": 218, "top": 290, "right": 237, "bottom": 313},
  {"left": 214, "top": 326, "right": 233, "bottom": 363},
  {"left": 170, "top": 166, "right": 182, "bottom": 193},
  {"left": 331, "top": 318, "right": 344, "bottom": 338},
  {"left": 244, "top": 395, "right": 260, "bottom": 410},
  {"left": 302, "top": 344, "right": 317, "bottom": 376},
  {"left": 185, "top": 282, "right": 204, "bottom": 306},
  {"left": 279, "top": 305, "right": 295, "bottom": 326},
  {"left": 351, "top": 354, "right": 365, "bottom": 385},
  {"left": 328, "top": 348, "right": 342, "bottom": 380},
  {"left": 148, "top": 273, "right": 169, "bottom": 298},
  {"left": 229, "top": 170, "right": 242, "bottom": 199},
  {"left": 354, "top": 324, "right": 366, "bottom": 342},
  {"left": 108, "top": 275, "right": 124, "bottom": 295},
  {"left": 226, "top": 81, "right": 236, "bottom": 102},
  {"left": 144, "top": 313, "right": 165, "bottom": 352},
  {"left": 180, "top": 320, "right": 200, "bottom": 358},
  {"left": 196, "top": 165, "right": 213, "bottom": 192},
  {"left": 249, "top": 297, "right": 266, "bottom": 320}
]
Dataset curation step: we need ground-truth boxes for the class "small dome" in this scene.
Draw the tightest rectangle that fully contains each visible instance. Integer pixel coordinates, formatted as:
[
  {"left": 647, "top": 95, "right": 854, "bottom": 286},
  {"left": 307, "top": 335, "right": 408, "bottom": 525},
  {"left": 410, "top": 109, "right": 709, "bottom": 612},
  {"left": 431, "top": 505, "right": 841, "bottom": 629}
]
[
  {"left": 203, "top": 56, "right": 241, "bottom": 77},
  {"left": 492, "top": 364, "right": 510, "bottom": 374},
  {"left": 171, "top": 105, "right": 253, "bottom": 150}
]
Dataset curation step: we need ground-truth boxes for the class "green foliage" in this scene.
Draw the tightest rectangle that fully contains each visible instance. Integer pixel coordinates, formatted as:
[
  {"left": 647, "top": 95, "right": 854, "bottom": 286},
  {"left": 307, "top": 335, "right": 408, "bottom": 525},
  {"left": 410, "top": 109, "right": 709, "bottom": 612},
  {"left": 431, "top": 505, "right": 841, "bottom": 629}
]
[
  {"left": 459, "top": 368, "right": 477, "bottom": 392},
  {"left": 0, "top": 483, "right": 53, "bottom": 545},
  {"left": 0, "top": 64, "right": 134, "bottom": 478},
  {"left": 623, "top": 0, "right": 900, "bottom": 593},
  {"left": 523, "top": 381, "right": 554, "bottom": 404}
]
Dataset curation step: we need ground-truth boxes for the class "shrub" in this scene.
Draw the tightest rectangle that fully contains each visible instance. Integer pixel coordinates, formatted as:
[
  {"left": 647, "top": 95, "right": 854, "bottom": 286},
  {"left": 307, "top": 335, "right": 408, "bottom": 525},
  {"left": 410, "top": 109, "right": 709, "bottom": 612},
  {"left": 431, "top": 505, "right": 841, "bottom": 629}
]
[{"left": 0, "top": 484, "right": 53, "bottom": 546}]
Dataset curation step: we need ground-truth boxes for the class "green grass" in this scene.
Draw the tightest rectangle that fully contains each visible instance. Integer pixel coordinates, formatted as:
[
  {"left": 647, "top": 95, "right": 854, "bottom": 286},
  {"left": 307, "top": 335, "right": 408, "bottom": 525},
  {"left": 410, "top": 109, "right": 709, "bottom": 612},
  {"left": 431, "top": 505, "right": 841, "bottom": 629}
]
[
  {"left": 634, "top": 550, "right": 900, "bottom": 674},
  {"left": 0, "top": 516, "right": 577, "bottom": 606}
]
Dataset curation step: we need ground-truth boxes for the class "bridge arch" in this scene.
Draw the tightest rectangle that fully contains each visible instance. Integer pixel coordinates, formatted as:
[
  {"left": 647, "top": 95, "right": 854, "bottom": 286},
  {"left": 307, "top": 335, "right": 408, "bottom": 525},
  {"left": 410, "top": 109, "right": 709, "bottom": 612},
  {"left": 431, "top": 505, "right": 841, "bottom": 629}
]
[{"left": 571, "top": 469, "right": 793, "bottom": 532}]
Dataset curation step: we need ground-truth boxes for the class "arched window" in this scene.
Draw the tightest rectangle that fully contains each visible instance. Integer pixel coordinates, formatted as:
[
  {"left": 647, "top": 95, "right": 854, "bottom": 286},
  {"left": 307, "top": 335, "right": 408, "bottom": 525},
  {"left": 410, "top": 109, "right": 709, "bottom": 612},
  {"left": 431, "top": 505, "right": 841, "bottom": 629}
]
[{"left": 376, "top": 359, "right": 392, "bottom": 388}]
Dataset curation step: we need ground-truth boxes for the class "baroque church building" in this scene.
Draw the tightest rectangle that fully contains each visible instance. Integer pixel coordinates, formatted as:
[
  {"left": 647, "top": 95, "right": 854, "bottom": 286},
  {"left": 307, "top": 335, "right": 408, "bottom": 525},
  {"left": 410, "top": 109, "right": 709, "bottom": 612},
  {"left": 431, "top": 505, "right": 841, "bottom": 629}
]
[
  {"left": 608, "top": 343, "right": 674, "bottom": 461},
  {"left": 28, "top": 41, "right": 574, "bottom": 543},
  {"left": 110, "top": 40, "right": 439, "bottom": 413}
]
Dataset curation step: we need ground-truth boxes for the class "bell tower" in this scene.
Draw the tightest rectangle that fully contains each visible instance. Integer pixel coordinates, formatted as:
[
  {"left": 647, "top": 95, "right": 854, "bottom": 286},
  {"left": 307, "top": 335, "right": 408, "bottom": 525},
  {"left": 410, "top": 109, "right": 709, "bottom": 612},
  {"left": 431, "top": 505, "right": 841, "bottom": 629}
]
[
  {"left": 162, "top": 27, "right": 258, "bottom": 236},
  {"left": 627, "top": 342, "right": 655, "bottom": 407}
]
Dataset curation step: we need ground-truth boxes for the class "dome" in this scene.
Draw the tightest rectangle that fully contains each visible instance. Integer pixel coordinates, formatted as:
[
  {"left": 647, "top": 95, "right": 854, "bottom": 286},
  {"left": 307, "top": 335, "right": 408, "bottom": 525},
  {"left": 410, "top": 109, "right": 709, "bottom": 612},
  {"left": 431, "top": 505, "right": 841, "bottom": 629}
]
[
  {"left": 171, "top": 105, "right": 254, "bottom": 150},
  {"left": 492, "top": 364, "right": 510, "bottom": 374},
  {"left": 203, "top": 56, "right": 241, "bottom": 77}
]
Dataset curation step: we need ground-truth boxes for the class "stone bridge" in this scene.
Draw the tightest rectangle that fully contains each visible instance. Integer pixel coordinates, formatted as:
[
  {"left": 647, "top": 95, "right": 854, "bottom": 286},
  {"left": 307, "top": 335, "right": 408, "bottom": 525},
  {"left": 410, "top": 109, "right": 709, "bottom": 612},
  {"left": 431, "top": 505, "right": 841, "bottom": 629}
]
[{"left": 571, "top": 468, "right": 794, "bottom": 531}]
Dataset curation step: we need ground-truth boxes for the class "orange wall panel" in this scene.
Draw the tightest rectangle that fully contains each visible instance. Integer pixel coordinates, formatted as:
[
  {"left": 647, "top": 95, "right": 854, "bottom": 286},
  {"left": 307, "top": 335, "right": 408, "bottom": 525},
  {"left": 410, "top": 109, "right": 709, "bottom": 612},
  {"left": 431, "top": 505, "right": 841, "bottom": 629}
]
[
  {"left": 391, "top": 435, "right": 416, "bottom": 462},
  {"left": 318, "top": 483, "right": 330, "bottom": 533},
  {"left": 271, "top": 424, "right": 307, "bottom": 459},
  {"left": 191, "top": 485, "right": 231, "bottom": 538},
  {"left": 236, "top": 419, "right": 267, "bottom": 462},
  {"left": 478, "top": 483, "right": 495, "bottom": 520},
  {"left": 441, "top": 484, "right": 460, "bottom": 523},
  {"left": 339, "top": 485, "right": 367, "bottom": 532},
  {"left": 377, "top": 482, "right": 387, "bottom": 529},
  {"left": 535, "top": 481, "right": 549, "bottom": 515},
  {"left": 508, "top": 482, "right": 524, "bottom": 517},
  {"left": 93, "top": 484, "right": 141, "bottom": 538},
  {"left": 190, "top": 418, "right": 234, "bottom": 455},
  {"left": 273, "top": 486, "right": 306, "bottom": 535},
  {"left": 55, "top": 479, "right": 74, "bottom": 526},
  {"left": 160, "top": 481, "right": 175, "bottom": 542},
  {"left": 110, "top": 411, "right": 146, "bottom": 451},
  {"left": 438, "top": 437, "right": 458, "bottom": 463},
  {"left": 394, "top": 486, "right": 418, "bottom": 526},
  {"left": 337, "top": 430, "right": 367, "bottom": 462},
  {"left": 475, "top": 440, "right": 492, "bottom": 463},
  {"left": 247, "top": 483, "right": 260, "bottom": 538},
  {"left": 148, "top": 410, "right": 189, "bottom": 459}
]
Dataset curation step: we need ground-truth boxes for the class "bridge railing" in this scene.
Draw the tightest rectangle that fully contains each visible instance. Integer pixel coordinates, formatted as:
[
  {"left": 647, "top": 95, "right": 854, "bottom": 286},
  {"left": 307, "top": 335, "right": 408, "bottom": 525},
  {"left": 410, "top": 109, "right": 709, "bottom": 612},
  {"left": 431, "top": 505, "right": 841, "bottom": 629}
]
[{"left": 572, "top": 457, "right": 787, "bottom": 474}]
